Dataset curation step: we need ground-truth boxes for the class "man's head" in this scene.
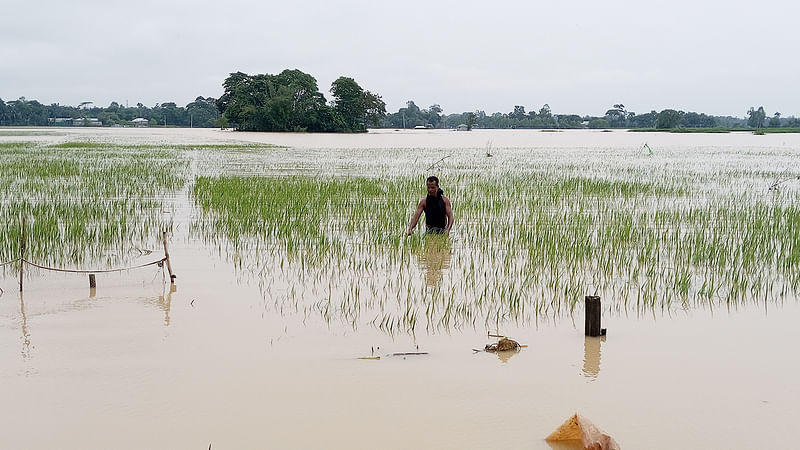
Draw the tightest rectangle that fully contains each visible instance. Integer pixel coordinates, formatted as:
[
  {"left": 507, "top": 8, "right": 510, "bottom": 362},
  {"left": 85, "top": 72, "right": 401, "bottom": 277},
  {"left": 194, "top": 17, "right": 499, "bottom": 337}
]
[{"left": 426, "top": 176, "right": 439, "bottom": 196}]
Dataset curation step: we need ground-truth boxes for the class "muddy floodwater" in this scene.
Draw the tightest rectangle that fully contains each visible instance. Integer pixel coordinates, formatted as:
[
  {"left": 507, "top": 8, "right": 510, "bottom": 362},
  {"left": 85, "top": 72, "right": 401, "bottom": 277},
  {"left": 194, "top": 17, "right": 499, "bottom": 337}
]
[{"left": 1, "top": 127, "right": 799, "bottom": 449}]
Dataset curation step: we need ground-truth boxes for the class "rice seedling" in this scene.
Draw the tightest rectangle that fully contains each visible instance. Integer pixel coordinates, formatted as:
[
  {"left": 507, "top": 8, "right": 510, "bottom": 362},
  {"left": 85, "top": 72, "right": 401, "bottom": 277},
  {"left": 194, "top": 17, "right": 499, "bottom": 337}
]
[
  {"left": 49, "top": 141, "right": 112, "bottom": 149},
  {"left": 0, "top": 142, "right": 188, "bottom": 268},
  {"left": 190, "top": 141, "right": 800, "bottom": 336},
  {"left": 3, "top": 136, "right": 797, "bottom": 336}
]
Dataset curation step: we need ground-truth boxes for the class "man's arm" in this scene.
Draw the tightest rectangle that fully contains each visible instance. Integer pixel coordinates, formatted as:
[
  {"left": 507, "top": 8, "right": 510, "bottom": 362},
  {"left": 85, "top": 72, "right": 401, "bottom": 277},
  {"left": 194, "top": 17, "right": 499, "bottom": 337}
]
[
  {"left": 407, "top": 199, "right": 425, "bottom": 235},
  {"left": 444, "top": 196, "right": 454, "bottom": 232}
]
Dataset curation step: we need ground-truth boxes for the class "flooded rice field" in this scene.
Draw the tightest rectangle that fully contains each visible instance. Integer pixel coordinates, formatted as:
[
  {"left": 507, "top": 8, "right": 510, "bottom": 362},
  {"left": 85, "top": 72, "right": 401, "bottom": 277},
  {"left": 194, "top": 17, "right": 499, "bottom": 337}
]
[{"left": 1, "top": 127, "right": 799, "bottom": 449}]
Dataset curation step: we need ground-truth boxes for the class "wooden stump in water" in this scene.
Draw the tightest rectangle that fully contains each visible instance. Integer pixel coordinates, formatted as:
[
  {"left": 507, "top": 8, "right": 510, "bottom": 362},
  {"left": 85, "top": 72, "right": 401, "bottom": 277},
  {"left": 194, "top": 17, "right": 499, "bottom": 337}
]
[
  {"left": 89, "top": 274, "right": 96, "bottom": 288},
  {"left": 585, "top": 296, "right": 601, "bottom": 337}
]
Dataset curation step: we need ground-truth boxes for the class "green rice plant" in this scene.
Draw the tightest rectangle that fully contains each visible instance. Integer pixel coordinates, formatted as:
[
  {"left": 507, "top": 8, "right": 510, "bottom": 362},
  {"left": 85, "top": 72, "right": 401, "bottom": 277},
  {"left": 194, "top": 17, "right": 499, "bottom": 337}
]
[
  {"left": 7, "top": 137, "right": 795, "bottom": 336},
  {"left": 0, "top": 142, "right": 188, "bottom": 267},
  {"left": 756, "top": 127, "right": 800, "bottom": 134},
  {"left": 49, "top": 141, "right": 112, "bottom": 149},
  {"left": 0, "top": 142, "right": 36, "bottom": 149}
]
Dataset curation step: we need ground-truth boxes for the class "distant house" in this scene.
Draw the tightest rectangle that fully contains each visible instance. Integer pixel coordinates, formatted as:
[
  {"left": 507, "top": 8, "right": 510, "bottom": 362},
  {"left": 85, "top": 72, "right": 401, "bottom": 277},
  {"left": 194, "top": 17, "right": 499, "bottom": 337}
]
[
  {"left": 75, "top": 118, "right": 102, "bottom": 127},
  {"left": 49, "top": 118, "right": 73, "bottom": 126},
  {"left": 456, "top": 124, "right": 469, "bottom": 131},
  {"left": 47, "top": 117, "right": 101, "bottom": 127},
  {"left": 131, "top": 118, "right": 149, "bottom": 127}
]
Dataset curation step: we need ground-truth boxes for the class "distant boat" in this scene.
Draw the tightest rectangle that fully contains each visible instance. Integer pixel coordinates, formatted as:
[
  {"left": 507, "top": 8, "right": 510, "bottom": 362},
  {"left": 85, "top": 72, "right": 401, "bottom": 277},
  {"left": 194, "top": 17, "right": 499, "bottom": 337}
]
[{"left": 413, "top": 124, "right": 434, "bottom": 129}]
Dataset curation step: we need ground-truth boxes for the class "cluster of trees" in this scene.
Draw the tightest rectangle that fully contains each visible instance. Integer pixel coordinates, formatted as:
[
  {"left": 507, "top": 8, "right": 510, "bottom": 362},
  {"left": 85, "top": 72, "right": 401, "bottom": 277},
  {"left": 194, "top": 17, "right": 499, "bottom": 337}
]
[
  {"left": 380, "top": 102, "right": 799, "bottom": 130},
  {"left": 0, "top": 96, "right": 221, "bottom": 127},
  {"left": 215, "top": 69, "right": 385, "bottom": 132},
  {"left": 591, "top": 106, "right": 719, "bottom": 129},
  {"left": 745, "top": 106, "right": 788, "bottom": 128},
  {"left": 382, "top": 102, "right": 585, "bottom": 129}
]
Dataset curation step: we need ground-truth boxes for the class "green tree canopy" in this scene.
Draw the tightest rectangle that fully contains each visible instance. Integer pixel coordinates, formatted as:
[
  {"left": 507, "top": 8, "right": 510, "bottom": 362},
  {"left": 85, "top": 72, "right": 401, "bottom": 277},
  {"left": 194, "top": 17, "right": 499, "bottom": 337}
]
[
  {"left": 186, "top": 96, "right": 220, "bottom": 128},
  {"left": 330, "top": 76, "right": 386, "bottom": 132},
  {"left": 215, "top": 70, "right": 382, "bottom": 132},
  {"left": 768, "top": 112, "right": 781, "bottom": 128},
  {"left": 656, "top": 109, "right": 683, "bottom": 129},
  {"left": 464, "top": 112, "right": 477, "bottom": 130},
  {"left": 747, "top": 106, "right": 766, "bottom": 128}
]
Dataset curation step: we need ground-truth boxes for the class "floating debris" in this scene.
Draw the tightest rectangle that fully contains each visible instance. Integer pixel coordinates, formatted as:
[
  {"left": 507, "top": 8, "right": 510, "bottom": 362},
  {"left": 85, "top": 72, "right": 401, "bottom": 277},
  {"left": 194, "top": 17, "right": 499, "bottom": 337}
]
[
  {"left": 546, "top": 413, "right": 620, "bottom": 450},
  {"left": 484, "top": 337, "right": 520, "bottom": 352}
]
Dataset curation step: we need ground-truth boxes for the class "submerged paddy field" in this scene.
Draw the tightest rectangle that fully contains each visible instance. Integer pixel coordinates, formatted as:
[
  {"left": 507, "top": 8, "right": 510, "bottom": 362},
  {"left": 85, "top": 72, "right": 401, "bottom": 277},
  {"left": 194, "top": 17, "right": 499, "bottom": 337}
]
[
  {"left": 191, "top": 139, "right": 800, "bottom": 335},
  {"left": 1, "top": 127, "right": 799, "bottom": 449},
  {"left": 0, "top": 141, "right": 187, "bottom": 267}
]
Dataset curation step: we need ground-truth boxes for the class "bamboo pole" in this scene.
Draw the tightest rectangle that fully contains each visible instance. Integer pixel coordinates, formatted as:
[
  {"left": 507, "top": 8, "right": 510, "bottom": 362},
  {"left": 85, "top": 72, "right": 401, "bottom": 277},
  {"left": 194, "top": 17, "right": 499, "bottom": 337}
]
[
  {"left": 162, "top": 231, "right": 176, "bottom": 283},
  {"left": 19, "top": 218, "right": 25, "bottom": 292}
]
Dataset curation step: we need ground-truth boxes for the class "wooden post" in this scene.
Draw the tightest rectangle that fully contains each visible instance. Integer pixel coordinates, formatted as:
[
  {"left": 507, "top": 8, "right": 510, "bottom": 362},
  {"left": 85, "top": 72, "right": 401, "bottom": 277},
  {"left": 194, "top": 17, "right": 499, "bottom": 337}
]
[
  {"left": 585, "top": 295, "right": 601, "bottom": 337},
  {"left": 162, "top": 231, "right": 176, "bottom": 283},
  {"left": 19, "top": 218, "right": 25, "bottom": 292},
  {"left": 89, "top": 274, "right": 96, "bottom": 288}
]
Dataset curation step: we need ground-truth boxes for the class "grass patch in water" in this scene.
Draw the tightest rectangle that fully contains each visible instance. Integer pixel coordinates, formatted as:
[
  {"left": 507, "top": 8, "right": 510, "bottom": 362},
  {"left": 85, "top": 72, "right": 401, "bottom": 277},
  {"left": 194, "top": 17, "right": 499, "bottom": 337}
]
[
  {"left": 754, "top": 128, "right": 800, "bottom": 134},
  {"left": 50, "top": 141, "right": 112, "bottom": 149},
  {"left": 0, "top": 142, "right": 36, "bottom": 149},
  {"left": 629, "top": 127, "right": 733, "bottom": 133},
  {"left": 0, "top": 142, "right": 189, "bottom": 267},
  {"left": 190, "top": 166, "right": 800, "bottom": 335},
  {"left": 126, "top": 143, "right": 285, "bottom": 150}
]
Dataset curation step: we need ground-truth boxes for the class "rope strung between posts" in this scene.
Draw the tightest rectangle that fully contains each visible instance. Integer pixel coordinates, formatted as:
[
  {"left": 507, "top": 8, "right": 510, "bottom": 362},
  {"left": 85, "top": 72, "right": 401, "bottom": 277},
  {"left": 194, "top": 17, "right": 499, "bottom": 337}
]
[
  {"left": 0, "top": 258, "right": 20, "bottom": 267},
  {"left": 20, "top": 257, "right": 167, "bottom": 274}
]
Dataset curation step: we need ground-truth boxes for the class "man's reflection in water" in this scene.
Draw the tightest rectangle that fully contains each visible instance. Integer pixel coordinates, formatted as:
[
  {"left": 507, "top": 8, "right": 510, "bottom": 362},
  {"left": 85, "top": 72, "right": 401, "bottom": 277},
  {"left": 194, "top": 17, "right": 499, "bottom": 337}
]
[
  {"left": 417, "top": 235, "right": 452, "bottom": 286},
  {"left": 582, "top": 335, "right": 606, "bottom": 378}
]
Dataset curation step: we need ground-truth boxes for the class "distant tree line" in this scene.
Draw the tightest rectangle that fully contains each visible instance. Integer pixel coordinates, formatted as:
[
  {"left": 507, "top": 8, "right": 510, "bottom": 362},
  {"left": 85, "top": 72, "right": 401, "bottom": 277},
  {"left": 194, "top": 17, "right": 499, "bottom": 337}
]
[
  {"left": 215, "top": 69, "right": 385, "bottom": 132},
  {"left": 381, "top": 102, "right": 800, "bottom": 130},
  {"left": 0, "top": 96, "right": 221, "bottom": 127},
  {"left": 3, "top": 87, "right": 798, "bottom": 132}
]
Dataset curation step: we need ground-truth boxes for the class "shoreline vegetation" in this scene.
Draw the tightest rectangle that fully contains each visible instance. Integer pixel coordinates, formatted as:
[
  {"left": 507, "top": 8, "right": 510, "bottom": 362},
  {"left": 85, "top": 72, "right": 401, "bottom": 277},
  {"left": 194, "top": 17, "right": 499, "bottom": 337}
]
[
  {"left": 1, "top": 69, "right": 797, "bottom": 132},
  {"left": 628, "top": 127, "right": 800, "bottom": 134}
]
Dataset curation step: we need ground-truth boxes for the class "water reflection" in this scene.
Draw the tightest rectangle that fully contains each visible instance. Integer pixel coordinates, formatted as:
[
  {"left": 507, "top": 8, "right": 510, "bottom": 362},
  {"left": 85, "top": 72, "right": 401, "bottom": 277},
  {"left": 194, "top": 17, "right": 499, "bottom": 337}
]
[
  {"left": 546, "top": 440, "right": 584, "bottom": 450},
  {"left": 156, "top": 284, "right": 176, "bottom": 326},
  {"left": 417, "top": 235, "right": 452, "bottom": 286},
  {"left": 19, "top": 293, "right": 31, "bottom": 360},
  {"left": 582, "top": 335, "right": 606, "bottom": 379},
  {"left": 495, "top": 349, "right": 520, "bottom": 363},
  {"left": 12, "top": 283, "right": 173, "bottom": 364}
]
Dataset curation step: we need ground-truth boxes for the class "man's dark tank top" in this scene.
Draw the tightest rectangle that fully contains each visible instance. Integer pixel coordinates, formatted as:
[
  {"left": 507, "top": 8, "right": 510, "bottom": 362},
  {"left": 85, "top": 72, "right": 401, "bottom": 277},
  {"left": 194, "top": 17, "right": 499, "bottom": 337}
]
[{"left": 424, "top": 189, "right": 447, "bottom": 229}]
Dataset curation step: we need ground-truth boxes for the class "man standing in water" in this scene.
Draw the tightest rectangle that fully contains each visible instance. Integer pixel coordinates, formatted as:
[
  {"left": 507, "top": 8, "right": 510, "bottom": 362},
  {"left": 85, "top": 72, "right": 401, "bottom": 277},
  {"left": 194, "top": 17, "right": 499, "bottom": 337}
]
[{"left": 407, "top": 176, "right": 453, "bottom": 235}]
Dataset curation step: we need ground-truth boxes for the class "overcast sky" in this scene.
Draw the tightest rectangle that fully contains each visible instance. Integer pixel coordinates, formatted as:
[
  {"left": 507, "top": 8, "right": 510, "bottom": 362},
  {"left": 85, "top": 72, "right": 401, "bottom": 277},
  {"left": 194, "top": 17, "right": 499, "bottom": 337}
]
[{"left": 2, "top": 0, "right": 798, "bottom": 117}]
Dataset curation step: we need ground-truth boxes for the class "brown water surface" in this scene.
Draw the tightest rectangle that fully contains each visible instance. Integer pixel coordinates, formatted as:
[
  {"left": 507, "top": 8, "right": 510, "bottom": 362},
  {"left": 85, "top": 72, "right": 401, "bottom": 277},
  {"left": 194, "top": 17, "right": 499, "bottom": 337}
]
[{"left": 1, "top": 127, "right": 799, "bottom": 449}]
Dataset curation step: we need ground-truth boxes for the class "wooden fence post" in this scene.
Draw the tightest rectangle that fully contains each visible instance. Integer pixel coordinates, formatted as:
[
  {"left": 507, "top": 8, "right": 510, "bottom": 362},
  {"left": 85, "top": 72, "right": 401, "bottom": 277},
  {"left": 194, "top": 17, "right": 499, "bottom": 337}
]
[
  {"left": 162, "top": 232, "right": 176, "bottom": 283},
  {"left": 585, "top": 295, "right": 601, "bottom": 337},
  {"left": 19, "top": 218, "right": 26, "bottom": 292}
]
